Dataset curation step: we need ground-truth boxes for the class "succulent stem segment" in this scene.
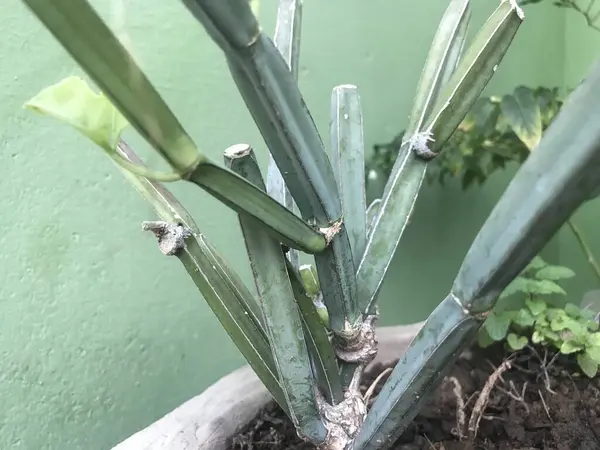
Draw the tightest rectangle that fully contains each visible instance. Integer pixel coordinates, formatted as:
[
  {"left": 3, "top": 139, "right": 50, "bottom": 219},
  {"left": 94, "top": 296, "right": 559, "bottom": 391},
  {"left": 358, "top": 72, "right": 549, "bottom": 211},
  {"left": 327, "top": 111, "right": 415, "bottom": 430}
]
[
  {"left": 180, "top": 0, "right": 362, "bottom": 343},
  {"left": 267, "top": 0, "right": 303, "bottom": 271},
  {"left": 355, "top": 57, "right": 600, "bottom": 450}
]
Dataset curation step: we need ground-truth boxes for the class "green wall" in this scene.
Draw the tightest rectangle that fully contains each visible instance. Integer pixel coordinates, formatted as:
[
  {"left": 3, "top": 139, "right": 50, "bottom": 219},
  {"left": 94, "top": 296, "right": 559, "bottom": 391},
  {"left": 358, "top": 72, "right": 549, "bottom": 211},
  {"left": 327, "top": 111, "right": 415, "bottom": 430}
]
[
  {"left": 548, "top": 9, "right": 600, "bottom": 310},
  {"left": 0, "top": 1, "right": 568, "bottom": 449}
]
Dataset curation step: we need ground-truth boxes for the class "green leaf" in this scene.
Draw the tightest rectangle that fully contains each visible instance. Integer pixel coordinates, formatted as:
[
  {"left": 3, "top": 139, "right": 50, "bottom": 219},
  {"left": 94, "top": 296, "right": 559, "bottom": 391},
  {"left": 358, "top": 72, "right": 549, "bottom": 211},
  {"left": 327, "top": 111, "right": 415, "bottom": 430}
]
[
  {"left": 22, "top": 0, "right": 200, "bottom": 174},
  {"left": 513, "top": 308, "right": 535, "bottom": 327},
  {"left": 587, "top": 332, "right": 600, "bottom": 347},
  {"left": 536, "top": 265, "right": 575, "bottom": 281},
  {"left": 526, "top": 298, "right": 547, "bottom": 316},
  {"left": 577, "top": 352, "right": 599, "bottom": 378},
  {"left": 550, "top": 314, "right": 584, "bottom": 334},
  {"left": 225, "top": 145, "right": 327, "bottom": 443},
  {"left": 477, "top": 327, "right": 496, "bottom": 348},
  {"left": 500, "top": 276, "right": 529, "bottom": 298},
  {"left": 518, "top": 278, "right": 567, "bottom": 296},
  {"left": 484, "top": 312, "right": 512, "bottom": 341},
  {"left": 507, "top": 333, "right": 528, "bottom": 350},
  {"left": 560, "top": 339, "right": 584, "bottom": 354},
  {"left": 532, "top": 330, "right": 545, "bottom": 344},
  {"left": 500, "top": 85, "right": 543, "bottom": 150},
  {"left": 585, "top": 345, "right": 600, "bottom": 363},
  {"left": 525, "top": 255, "right": 548, "bottom": 271},
  {"left": 564, "top": 302, "right": 582, "bottom": 318},
  {"left": 25, "top": 76, "right": 128, "bottom": 150}
]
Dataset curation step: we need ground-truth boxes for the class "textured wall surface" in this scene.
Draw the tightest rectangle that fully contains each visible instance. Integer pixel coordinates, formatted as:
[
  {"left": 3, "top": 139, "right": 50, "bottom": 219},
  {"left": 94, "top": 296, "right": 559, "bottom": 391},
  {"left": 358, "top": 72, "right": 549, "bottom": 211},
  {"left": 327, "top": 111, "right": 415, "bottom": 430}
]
[{"left": 0, "top": 1, "right": 565, "bottom": 449}]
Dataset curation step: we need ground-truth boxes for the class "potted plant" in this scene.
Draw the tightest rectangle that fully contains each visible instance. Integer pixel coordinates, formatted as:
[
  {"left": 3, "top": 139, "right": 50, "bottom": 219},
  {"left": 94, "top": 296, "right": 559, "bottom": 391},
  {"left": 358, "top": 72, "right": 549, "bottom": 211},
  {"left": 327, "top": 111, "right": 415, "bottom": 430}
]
[{"left": 20, "top": 0, "right": 600, "bottom": 448}]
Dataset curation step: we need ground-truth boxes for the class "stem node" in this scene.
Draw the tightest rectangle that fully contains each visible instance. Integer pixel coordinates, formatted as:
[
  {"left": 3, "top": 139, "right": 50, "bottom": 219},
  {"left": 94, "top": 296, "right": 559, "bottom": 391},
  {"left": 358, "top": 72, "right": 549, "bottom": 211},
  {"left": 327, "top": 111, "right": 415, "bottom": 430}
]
[
  {"left": 334, "top": 313, "right": 379, "bottom": 364},
  {"left": 142, "top": 220, "right": 192, "bottom": 256}
]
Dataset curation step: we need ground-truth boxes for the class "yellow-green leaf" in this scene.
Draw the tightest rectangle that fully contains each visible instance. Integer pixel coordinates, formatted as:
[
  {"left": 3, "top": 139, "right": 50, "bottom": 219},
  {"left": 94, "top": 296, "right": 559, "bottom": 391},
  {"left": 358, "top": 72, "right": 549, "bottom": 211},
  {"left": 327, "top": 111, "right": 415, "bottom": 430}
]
[
  {"left": 577, "top": 351, "right": 599, "bottom": 378},
  {"left": 507, "top": 333, "right": 528, "bottom": 350},
  {"left": 25, "top": 76, "right": 128, "bottom": 150}
]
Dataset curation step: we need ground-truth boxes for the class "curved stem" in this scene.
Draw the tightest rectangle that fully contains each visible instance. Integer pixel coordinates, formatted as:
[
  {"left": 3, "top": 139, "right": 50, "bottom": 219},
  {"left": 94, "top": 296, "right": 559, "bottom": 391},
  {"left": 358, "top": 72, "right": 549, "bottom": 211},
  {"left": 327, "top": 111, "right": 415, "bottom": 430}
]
[{"left": 567, "top": 219, "right": 600, "bottom": 284}]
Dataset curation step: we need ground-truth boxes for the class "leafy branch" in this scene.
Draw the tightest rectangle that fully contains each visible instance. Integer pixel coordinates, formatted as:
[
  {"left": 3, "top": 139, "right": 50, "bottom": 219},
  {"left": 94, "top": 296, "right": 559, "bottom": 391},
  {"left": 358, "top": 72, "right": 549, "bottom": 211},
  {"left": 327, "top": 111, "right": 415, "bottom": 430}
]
[
  {"left": 521, "top": 0, "right": 600, "bottom": 32},
  {"left": 367, "top": 84, "right": 600, "bottom": 285},
  {"left": 479, "top": 255, "right": 600, "bottom": 377}
]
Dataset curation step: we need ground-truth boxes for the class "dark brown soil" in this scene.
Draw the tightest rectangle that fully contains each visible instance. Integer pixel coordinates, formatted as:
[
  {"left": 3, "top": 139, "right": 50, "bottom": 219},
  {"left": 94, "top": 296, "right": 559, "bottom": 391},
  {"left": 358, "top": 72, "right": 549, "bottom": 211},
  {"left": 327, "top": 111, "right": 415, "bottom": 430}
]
[{"left": 229, "top": 342, "right": 600, "bottom": 450}]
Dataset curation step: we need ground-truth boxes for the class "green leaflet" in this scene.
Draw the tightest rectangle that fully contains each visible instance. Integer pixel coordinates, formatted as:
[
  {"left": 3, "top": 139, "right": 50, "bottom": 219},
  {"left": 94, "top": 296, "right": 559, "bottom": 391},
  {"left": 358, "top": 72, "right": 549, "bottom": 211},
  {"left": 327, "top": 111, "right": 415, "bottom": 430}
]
[
  {"left": 22, "top": 0, "right": 201, "bottom": 175},
  {"left": 26, "top": 76, "right": 127, "bottom": 151},
  {"left": 500, "top": 86, "right": 543, "bottom": 150}
]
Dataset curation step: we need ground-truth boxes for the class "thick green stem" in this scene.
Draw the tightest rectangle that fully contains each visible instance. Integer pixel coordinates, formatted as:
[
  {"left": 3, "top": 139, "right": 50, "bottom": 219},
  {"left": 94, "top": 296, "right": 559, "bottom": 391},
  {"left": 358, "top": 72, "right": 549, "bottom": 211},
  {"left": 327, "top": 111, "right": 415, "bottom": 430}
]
[
  {"left": 267, "top": 0, "right": 303, "bottom": 271},
  {"left": 356, "top": 57, "right": 600, "bottom": 450},
  {"left": 225, "top": 144, "right": 327, "bottom": 444},
  {"left": 181, "top": 0, "right": 360, "bottom": 339}
]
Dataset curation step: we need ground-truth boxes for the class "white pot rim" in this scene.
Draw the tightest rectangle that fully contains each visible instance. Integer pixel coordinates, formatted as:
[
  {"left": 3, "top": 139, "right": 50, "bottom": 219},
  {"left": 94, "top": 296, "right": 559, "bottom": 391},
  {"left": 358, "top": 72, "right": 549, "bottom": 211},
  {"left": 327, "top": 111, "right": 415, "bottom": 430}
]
[{"left": 110, "top": 322, "right": 425, "bottom": 450}]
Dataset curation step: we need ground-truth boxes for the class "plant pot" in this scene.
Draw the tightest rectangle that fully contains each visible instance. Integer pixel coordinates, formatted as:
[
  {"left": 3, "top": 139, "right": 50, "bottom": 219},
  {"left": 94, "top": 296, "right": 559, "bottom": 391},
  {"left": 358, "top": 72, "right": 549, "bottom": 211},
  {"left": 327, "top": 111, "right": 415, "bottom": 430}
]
[{"left": 109, "top": 323, "right": 425, "bottom": 450}]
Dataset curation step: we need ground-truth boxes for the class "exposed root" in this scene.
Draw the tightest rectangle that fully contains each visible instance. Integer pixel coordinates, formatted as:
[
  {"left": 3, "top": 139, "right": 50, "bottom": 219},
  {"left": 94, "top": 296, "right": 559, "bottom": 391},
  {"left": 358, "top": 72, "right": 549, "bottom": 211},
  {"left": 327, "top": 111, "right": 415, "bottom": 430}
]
[
  {"left": 363, "top": 368, "right": 392, "bottom": 405},
  {"left": 467, "top": 359, "right": 511, "bottom": 442},
  {"left": 538, "top": 389, "right": 553, "bottom": 423},
  {"left": 527, "top": 345, "right": 557, "bottom": 394},
  {"left": 496, "top": 380, "right": 529, "bottom": 414},
  {"left": 447, "top": 376, "right": 467, "bottom": 440},
  {"left": 316, "top": 388, "right": 367, "bottom": 450},
  {"left": 142, "top": 220, "right": 192, "bottom": 255}
]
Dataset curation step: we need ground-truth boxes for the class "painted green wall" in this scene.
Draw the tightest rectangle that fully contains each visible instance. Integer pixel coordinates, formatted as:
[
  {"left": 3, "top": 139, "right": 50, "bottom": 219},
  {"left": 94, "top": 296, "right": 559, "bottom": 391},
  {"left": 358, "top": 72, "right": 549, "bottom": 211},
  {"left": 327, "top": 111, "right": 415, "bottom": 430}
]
[
  {"left": 0, "top": 1, "right": 565, "bottom": 449},
  {"left": 548, "top": 9, "right": 600, "bottom": 309}
]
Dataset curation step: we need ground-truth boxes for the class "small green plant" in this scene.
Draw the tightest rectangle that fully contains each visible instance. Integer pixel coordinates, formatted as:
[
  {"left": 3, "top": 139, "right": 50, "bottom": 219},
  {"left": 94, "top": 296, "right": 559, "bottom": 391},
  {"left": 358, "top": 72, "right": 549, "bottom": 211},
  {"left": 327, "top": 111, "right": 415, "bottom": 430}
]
[
  {"left": 368, "top": 85, "right": 564, "bottom": 188},
  {"left": 19, "top": 0, "right": 600, "bottom": 449},
  {"left": 479, "top": 256, "right": 600, "bottom": 377}
]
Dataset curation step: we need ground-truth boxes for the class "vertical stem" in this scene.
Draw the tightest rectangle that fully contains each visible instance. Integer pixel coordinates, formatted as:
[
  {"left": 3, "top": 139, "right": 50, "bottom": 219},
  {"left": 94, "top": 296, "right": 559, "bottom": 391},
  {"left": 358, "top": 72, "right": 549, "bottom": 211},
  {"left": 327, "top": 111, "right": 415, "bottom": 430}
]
[{"left": 567, "top": 219, "right": 600, "bottom": 283}]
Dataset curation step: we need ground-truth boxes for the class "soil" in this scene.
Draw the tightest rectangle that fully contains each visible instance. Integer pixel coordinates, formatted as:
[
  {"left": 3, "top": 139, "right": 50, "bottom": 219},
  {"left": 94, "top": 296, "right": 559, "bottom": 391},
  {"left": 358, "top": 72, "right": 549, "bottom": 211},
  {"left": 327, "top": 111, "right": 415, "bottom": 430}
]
[{"left": 229, "top": 342, "right": 600, "bottom": 450}]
